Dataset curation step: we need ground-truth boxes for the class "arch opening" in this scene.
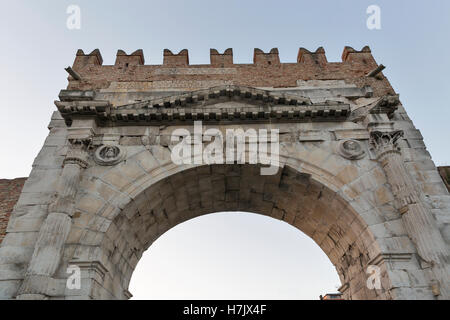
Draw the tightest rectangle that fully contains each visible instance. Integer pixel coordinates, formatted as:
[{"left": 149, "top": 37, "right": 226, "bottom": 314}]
[
  {"left": 96, "top": 163, "right": 386, "bottom": 300},
  {"left": 128, "top": 211, "right": 342, "bottom": 299}
]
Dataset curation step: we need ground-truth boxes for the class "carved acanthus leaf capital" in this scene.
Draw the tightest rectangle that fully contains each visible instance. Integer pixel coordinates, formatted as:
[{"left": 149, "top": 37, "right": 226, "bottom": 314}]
[
  {"left": 63, "top": 138, "right": 92, "bottom": 169},
  {"left": 369, "top": 130, "right": 404, "bottom": 160}
]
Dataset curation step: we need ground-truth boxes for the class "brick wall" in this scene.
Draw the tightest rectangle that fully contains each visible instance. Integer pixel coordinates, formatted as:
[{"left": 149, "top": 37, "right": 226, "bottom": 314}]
[
  {"left": 66, "top": 46, "right": 396, "bottom": 97},
  {"left": 0, "top": 178, "right": 26, "bottom": 245}
]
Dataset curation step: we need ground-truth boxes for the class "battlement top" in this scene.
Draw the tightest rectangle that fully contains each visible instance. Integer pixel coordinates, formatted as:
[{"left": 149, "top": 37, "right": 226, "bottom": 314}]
[
  {"left": 66, "top": 46, "right": 394, "bottom": 97},
  {"left": 72, "top": 46, "right": 374, "bottom": 68}
]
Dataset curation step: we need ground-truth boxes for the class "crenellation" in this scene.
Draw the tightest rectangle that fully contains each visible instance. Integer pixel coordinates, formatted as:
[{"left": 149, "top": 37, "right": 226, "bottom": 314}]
[
  {"left": 342, "top": 46, "right": 376, "bottom": 66},
  {"left": 210, "top": 48, "right": 233, "bottom": 67},
  {"left": 253, "top": 48, "right": 280, "bottom": 65},
  {"left": 115, "top": 49, "right": 145, "bottom": 66},
  {"left": 66, "top": 46, "right": 396, "bottom": 96},
  {"left": 297, "top": 47, "right": 327, "bottom": 66},
  {"left": 163, "top": 49, "right": 189, "bottom": 66},
  {"left": 73, "top": 49, "right": 103, "bottom": 70}
]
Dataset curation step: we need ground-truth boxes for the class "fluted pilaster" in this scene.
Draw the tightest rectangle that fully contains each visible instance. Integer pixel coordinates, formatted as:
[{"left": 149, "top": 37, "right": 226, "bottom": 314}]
[
  {"left": 16, "top": 138, "right": 92, "bottom": 299},
  {"left": 370, "top": 130, "right": 450, "bottom": 299}
]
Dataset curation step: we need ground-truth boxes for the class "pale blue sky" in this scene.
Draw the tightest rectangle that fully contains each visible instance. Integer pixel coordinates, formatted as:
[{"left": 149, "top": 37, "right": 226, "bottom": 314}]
[{"left": 0, "top": 0, "right": 448, "bottom": 299}]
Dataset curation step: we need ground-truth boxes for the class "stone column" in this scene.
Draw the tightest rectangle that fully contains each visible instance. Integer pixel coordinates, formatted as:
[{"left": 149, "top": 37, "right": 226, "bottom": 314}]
[
  {"left": 369, "top": 129, "right": 450, "bottom": 299},
  {"left": 16, "top": 136, "right": 91, "bottom": 299}
]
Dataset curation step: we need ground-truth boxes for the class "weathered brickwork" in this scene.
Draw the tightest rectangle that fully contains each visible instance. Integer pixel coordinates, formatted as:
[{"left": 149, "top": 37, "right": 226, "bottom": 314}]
[
  {"left": 0, "top": 178, "right": 26, "bottom": 245},
  {"left": 68, "top": 47, "right": 395, "bottom": 98},
  {"left": 0, "top": 46, "right": 449, "bottom": 300}
]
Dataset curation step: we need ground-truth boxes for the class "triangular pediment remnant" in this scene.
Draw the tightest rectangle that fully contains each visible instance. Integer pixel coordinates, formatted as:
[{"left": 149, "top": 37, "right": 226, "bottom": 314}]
[
  {"left": 116, "top": 85, "right": 312, "bottom": 110},
  {"left": 55, "top": 85, "right": 350, "bottom": 126}
]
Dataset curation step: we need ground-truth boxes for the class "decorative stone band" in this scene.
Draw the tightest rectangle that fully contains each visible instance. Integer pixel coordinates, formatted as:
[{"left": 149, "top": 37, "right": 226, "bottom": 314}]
[
  {"left": 63, "top": 142, "right": 91, "bottom": 169},
  {"left": 69, "top": 260, "right": 109, "bottom": 280},
  {"left": 63, "top": 156, "right": 89, "bottom": 169},
  {"left": 55, "top": 85, "right": 351, "bottom": 126},
  {"left": 54, "top": 100, "right": 111, "bottom": 126},
  {"left": 108, "top": 103, "right": 350, "bottom": 125},
  {"left": 395, "top": 187, "right": 419, "bottom": 214},
  {"left": 368, "top": 253, "right": 413, "bottom": 266}
]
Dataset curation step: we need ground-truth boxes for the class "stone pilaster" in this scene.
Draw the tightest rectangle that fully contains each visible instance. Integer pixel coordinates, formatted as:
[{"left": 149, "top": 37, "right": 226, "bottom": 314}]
[
  {"left": 369, "top": 128, "right": 450, "bottom": 299},
  {"left": 16, "top": 126, "right": 93, "bottom": 299}
]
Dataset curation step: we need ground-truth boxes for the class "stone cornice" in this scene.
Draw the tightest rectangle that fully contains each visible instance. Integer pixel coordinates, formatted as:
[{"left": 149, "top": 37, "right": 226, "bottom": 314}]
[
  {"left": 368, "top": 253, "right": 413, "bottom": 266},
  {"left": 55, "top": 85, "right": 351, "bottom": 126},
  {"left": 350, "top": 94, "right": 400, "bottom": 122}
]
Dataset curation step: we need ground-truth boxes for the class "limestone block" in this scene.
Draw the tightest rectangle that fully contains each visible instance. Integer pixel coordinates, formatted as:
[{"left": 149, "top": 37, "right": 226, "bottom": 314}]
[
  {"left": 47, "top": 111, "right": 66, "bottom": 129},
  {"left": 373, "top": 185, "right": 395, "bottom": 206},
  {"left": 334, "top": 129, "right": 369, "bottom": 140},
  {"left": 0, "top": 262, "right": 26, "bottom": 281},
  {"left": 389, "top": 287, "right": 434, "bottom": 300},
  {"left": 75, "top": 193, "right": 106, "bottom": 215},
  {"left": 16, "top": 192, "right": 54, "bottom": 207},
  {"left": 65, "top": 226, "right": 85, "bottom": 245},
  {"left": 11, "top": 204, "right": 47, "bottom": 220},
  {"left": 421, "top": 182, "right": 448, "bottom": 196},
  {"left": 405, "top": 138, "right": 426, "bottom": 150},
  {"left": 86, "top": 215, "right": 112, "bottom": 233},
  {"left": 441, "top": 224, "right": 450, "bottom": 244},
  {"left": 115, "top": 160, "right": 148, "bottom": 184},
  {"left": 357, "top": 209, "right": 385, "bottom": 226},
  {"left": 0, "top": 280, "right": 21, "bottom": 299},
  {"left": 406, "top": 269, "right": 430, "bottom": 287},
  {"left": 22, "top": 169, "right": 60, "bottom": 194},
  {"left": 0, "top": 246, "right": 33, "bottom": 265},
  {"left": 95, "top": 172, "right": 128, "bottom": 197},
  {"left": 1, "top": 231, "right": 39, "bottom": 248},
  {"left": 388, "top": 269, "right": 413, "bottom": 288},
  {"left": 6, "top": 216, "right": 46, "bottom": 233},
  {"left": 374, "top": 236, "right": 416, "bottom": 255},
  {"left": 298, "top": 130, "right": 331, "bottom": 141},
  {"left": 335, "top": 166, "right": 361, "bottom": 187},
  {"left": 43, "top": 128, "right": 68, "bottom": 147}
]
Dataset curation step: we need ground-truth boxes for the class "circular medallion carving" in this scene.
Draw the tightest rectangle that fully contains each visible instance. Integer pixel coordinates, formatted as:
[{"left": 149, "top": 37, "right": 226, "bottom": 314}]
[
  {"left": 94, "top": 145, "right": 126, "bottom": 166},
  {"left": 337, "top": 139, "right": 366, "bottom": 160}
]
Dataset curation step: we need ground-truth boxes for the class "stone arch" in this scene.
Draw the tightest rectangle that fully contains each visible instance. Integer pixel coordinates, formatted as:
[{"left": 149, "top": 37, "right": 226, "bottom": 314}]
[
  {"left": 2, "top": 48, "right": 449, "bottom": 301},
  {"left": 64, "top": 157, "right": 397, "bottom": 300}
]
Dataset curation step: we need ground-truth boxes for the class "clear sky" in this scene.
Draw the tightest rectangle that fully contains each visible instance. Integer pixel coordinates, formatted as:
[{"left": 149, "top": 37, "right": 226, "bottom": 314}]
[{"left": 0, "top": 0, "right": 449, "bottom": 299}]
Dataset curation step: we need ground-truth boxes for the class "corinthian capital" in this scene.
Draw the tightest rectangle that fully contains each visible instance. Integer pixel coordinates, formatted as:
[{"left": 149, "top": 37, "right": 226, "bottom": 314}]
[
  {"left": 369, "top": 130, "right": 404, "bottom": 160},
  {"left": 63, "top": 137, "right": 92, "bottom": 169}
]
